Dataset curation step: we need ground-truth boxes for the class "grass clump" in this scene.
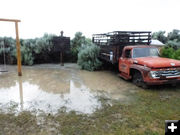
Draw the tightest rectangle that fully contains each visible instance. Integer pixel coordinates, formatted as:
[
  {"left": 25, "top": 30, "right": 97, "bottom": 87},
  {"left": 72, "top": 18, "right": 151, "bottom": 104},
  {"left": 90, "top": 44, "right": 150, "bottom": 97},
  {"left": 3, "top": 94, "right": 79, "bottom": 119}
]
[
  {"left": 54, "top": 86, "right": 180, "bottom": 135},
  {"left": 0, "top": 111, "right": 40, "bottom": 135}
]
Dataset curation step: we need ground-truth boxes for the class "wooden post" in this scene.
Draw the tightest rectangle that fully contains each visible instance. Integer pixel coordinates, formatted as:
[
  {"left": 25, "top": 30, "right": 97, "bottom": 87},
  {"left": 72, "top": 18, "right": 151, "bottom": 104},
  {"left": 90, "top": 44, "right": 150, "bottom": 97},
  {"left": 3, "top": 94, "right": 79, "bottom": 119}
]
[
  {"left": 15, "top": 22, "right": 22, "bottom": 76},
  {"left": 60, "top": 52, "right": 64, "bottom": 66},
  {"left": 0, "top": 18, "right": 22, "bottom": 76}
]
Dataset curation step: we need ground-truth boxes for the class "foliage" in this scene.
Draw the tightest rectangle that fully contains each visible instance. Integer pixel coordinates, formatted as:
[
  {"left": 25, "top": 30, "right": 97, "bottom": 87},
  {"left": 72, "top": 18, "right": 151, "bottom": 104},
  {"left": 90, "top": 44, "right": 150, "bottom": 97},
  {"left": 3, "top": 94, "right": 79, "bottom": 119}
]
[
  {"left": 0, "top": 37, "right": 16, "bottom": 64},
  {"left": 0, "top": 34, "right": 54, "bottom": 65},
  {"left": 172, "top": 49, "right": 180, "bottom": 60},
  {"left": 21, "top": 45, "right": 34, "bottom": 65},
  {"left": 71, "top": 32, "right": 91, "bottom": 62},
  {"left": 153, "top": 29, "right": 180, "bottom": 60},
  {"left": 166, "top": 40, "right": 180, "bottom": 49},
  {"left": 160, "top": 46, "right": 180, "bottom": 60},
  {"left": 152, "top": 31, "right": 167, "bottom": 44},
  {"left": 77, "top": 43, "right": 102, "bottom": 71},
  {"left": 0, "top": 32, "right": 92, "bottom": 65},
  {"left": 20, "top": 33, "right": 55, "bottom": 65},
  {"left": 152, "top": 29, "right": 180, "bottom": 48},
  {"left": 167, "top": 29, "right": 180, "bottom": 42},
  {"left": 160, "top": 46, "right": 174, "bottom": 58}
]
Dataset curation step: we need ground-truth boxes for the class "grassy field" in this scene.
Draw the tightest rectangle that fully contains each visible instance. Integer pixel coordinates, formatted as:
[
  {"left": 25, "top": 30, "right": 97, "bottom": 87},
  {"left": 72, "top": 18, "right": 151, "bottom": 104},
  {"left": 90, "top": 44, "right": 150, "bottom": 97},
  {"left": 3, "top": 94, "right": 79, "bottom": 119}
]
[{"left": 0, "top": 85, "right": 179, "bottom": 135}]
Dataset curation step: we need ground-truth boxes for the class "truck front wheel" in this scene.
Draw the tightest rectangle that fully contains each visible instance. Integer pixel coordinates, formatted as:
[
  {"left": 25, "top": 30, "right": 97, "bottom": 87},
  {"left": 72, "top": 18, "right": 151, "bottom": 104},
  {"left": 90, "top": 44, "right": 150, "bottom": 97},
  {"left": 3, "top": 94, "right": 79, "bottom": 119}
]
[{"left": 132, "top": 71, "right": 148, "bottom": 89}]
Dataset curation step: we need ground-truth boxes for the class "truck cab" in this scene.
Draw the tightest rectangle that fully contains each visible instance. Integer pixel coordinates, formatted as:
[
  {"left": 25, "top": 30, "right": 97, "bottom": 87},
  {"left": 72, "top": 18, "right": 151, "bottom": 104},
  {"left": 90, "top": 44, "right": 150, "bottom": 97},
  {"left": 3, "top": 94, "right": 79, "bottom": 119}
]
[{"left": 119, "top": 45, "right": 180, "bottom": 88}]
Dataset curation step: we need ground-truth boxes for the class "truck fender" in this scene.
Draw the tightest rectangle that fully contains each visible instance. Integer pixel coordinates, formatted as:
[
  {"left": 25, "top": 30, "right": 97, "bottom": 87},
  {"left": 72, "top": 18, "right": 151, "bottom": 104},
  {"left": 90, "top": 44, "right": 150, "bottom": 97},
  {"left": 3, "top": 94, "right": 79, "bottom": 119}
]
[{"left": 130, "top": 64, "right": 151, "bottom": 79}]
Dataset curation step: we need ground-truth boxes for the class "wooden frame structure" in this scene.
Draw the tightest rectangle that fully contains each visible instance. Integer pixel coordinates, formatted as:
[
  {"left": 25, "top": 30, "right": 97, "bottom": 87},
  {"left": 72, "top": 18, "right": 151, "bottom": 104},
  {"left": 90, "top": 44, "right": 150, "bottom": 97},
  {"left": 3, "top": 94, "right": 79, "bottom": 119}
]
[
  {"left": 93, "top": 31, "right": 151, "bottom": 64},
  {"left": 52, "top": 31, "right": 70, "bottom": 66},
  {"left": 0, "top": 18, "right": 22, "bottom": 76}
]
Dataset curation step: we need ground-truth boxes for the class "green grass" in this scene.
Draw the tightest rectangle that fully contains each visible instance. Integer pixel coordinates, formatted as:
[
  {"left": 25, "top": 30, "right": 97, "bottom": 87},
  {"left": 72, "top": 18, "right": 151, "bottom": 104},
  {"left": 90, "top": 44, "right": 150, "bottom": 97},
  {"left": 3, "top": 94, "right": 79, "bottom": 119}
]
[{"left": 0, "top": 86, "right": 180, "bottom": 135}]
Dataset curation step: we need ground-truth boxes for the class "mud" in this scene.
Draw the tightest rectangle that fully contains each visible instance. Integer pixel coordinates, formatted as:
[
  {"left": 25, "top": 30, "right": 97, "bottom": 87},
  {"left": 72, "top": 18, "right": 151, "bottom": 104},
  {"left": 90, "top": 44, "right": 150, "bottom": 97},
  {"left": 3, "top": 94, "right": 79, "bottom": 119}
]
[{"left": 0, "top": 64, "right": 139, "bottom": 114}]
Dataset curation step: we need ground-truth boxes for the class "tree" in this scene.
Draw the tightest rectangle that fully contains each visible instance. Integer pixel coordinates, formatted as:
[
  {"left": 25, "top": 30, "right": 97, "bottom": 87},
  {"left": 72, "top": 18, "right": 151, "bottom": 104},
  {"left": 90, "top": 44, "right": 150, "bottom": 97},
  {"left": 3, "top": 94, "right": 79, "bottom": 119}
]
[
  {"left": 167, "top": 29, "right": 180, "bottom": 42},
  {"left": 152, "top": 31, "right": 167, "bottom": 44},
  {"left": 166, "top": 40, "right": 180, "bottom": 49}
]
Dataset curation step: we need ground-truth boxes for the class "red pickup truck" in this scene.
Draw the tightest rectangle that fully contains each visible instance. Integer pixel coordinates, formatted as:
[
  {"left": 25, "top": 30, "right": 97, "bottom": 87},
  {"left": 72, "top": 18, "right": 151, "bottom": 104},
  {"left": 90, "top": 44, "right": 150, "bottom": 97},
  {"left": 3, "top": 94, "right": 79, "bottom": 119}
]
[
  {"left": 119, "top": 45, "right": 180, "bottom": 88},
  {"left": 93, "top": 31, "right": 180, "bottom": 88}
]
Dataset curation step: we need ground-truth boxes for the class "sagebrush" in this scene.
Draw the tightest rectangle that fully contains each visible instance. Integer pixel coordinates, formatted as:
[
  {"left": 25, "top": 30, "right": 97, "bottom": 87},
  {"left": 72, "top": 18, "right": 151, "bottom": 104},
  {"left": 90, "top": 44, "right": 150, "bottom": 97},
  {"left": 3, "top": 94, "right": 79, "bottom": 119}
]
[
  {"left": 0, "top": 34, "right": 54, "bottom": 65},
  {"left": 77, "top": 44, "right": 102, "bottom": 71}
]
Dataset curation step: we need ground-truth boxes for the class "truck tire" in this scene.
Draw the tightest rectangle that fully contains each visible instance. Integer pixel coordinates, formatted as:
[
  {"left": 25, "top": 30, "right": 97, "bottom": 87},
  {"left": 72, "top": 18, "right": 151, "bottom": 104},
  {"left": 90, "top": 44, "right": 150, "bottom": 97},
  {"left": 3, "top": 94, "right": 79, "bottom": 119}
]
[{"left": 132, "top": 71, "right": 148, "bottom": 89}]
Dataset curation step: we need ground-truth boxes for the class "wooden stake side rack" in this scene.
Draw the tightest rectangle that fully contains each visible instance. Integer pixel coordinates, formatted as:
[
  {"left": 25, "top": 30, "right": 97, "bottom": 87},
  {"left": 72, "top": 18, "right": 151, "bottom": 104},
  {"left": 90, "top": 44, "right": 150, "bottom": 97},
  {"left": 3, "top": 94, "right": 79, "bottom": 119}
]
[{"left": 92, "top": 31, "right": 152, "bottom": 64}]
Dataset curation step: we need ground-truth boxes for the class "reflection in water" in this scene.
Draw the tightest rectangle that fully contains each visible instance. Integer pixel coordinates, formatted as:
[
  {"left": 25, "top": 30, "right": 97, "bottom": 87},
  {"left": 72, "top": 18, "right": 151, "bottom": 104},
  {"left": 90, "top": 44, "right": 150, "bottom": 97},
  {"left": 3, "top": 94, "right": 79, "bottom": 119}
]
[
  {"left": 0, "top": 64, "right": 135, "bottom": 114},
  {"left": 0, "top": 79, "right": 100, "bottom": 114},
  {"left": 18, "top": 77, "right": 23, "bottom": 111}
]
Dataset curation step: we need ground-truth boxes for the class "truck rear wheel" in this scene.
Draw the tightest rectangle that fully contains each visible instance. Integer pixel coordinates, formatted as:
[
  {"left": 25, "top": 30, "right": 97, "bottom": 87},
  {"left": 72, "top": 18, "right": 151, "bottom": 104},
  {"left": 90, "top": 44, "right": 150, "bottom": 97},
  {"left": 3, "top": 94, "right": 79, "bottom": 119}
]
[{"left": 132, "top": 71, "right": 148, "bottom": 89}]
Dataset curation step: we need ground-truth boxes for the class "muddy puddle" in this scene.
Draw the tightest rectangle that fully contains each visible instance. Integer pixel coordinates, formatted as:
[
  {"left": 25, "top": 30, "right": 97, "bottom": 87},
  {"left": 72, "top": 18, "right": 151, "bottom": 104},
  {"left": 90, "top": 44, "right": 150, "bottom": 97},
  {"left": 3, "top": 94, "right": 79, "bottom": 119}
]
[{"left": 0, "top": 64, "right": 139, "bottom": 114}]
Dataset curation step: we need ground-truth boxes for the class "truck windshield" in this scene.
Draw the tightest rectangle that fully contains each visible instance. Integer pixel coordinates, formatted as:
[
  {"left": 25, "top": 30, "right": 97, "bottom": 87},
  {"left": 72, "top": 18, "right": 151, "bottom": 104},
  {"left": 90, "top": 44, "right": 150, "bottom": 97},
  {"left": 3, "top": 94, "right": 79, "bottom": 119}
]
[{"left": 132, "top": 47, "right": 159, "bottom": 58}]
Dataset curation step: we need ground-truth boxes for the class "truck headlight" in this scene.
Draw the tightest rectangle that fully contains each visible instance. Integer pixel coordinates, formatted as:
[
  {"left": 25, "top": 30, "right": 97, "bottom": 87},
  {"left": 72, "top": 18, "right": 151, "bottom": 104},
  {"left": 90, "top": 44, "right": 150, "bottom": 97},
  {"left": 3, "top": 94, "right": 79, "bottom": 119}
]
[{"left": 149, "top": 71, "right": 159, "bottom": 78}]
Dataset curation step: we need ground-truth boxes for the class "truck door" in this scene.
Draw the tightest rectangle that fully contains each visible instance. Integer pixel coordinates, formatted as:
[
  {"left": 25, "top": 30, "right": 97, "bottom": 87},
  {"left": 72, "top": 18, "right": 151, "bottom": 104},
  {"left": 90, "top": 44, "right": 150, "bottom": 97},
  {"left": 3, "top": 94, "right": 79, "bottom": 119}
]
[{"left": 119, "top": 49, "right": 132, "bottom": 75}]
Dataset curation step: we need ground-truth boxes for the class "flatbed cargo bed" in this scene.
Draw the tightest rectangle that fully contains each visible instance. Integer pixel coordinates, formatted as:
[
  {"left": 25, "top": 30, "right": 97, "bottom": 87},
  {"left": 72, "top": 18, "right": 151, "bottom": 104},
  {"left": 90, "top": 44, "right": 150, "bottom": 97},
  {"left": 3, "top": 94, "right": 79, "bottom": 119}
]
[{"left": 92, "top": 31, "right": 151, "bottom": 64}]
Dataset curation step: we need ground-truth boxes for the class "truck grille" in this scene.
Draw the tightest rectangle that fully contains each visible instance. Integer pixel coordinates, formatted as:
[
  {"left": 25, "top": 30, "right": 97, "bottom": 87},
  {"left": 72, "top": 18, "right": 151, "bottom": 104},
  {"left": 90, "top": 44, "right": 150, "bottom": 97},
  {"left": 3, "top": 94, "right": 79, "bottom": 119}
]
[{"left": 157, "top": 70, "right": 180, "bottom": 78}]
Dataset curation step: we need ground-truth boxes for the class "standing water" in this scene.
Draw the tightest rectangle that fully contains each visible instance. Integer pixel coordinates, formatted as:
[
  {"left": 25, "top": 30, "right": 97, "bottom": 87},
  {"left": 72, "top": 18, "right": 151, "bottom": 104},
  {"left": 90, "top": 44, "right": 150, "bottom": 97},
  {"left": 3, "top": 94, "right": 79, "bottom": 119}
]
[{"left": 0, "top": 64, "right": 136, "bottom": 114}]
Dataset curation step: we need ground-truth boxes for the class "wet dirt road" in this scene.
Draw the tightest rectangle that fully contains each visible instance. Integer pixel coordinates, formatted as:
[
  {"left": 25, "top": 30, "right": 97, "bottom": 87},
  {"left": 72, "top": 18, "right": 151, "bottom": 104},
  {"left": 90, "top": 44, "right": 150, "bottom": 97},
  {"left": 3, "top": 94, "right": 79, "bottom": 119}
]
[{"left": 0, "top": 64, "right": 140, "bottom": 114}]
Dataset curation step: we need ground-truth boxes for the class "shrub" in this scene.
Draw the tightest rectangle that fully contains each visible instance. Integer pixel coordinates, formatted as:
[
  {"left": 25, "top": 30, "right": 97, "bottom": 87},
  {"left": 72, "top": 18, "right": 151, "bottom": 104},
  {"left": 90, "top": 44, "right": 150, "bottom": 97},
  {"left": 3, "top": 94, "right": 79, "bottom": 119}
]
[
  {"left": 160, "top": 46, "right": 174, "bottom": 58},
  {"left": 33, "top": 34, "right": 54, "bottom": 63},
  {"left": 172, "top": 48, "right": 180, "bottom": 60},
  {"left": 77, "top": 44, "right": 102, "bottom": 71},
  {"left": 20, "top": 34, "right": 54, "bottom": 65},
  {"left": 0, "top": 34, "right": 54, "bottom": 65},
  {"left": 71, "top": 32, "right": 92, "bottom": 62},
  {"left": 0, "top": 37, "right": 16, "bottom": 64},
  {"left": 21, "top": 45, "right": 34, "bottom": 65},
  {"left": 160, "top": 46, "right": 180, "bottom": 60}
]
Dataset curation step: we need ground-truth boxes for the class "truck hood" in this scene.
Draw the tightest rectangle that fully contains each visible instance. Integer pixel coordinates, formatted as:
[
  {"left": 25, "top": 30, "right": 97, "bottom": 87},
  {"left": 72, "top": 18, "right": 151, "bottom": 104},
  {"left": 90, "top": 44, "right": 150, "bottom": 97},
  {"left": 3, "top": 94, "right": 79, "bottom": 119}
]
[{"left": 134, "top": 57, "right": 180, "bottom": 68}]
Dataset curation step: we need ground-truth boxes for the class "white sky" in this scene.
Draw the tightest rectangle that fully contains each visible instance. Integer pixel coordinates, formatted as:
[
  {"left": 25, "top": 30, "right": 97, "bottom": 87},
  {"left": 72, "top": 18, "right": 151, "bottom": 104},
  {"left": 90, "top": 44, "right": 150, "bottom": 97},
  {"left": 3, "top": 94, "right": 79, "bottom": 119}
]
[{"left": 0, "top": 0, "right": 179, "bottom": 39}]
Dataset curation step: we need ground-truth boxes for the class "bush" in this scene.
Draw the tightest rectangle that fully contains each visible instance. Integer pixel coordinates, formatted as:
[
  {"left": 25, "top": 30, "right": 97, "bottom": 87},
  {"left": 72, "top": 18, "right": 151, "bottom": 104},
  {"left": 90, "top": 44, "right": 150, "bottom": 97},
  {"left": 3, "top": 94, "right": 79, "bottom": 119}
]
[
  {"left": 21, "top": 45, "right": 34, "bottom": 65},
  {"left": 0, "top": 32, "right": 100, "bottom": 65},
  {"left": 77, "top": 44, "right": 102, "bottom": 71},
  {"left": 0, "top": 34, "right": 55, "bottom": 65},
  {"left": 71, "top": 32, "right": 92, "bottom": 62},
  {"left": 20, "top": 34, "right": 54, "bottom": 65},
  {"left": 160, "top": 46, "right": 180, "bottom": 60},
  {"left": 0, "top": 37, "right": 16, "bottom": 64},
  {"left": 160, "top": 46, "right": 174, "bottom": 58},
  {"left": 172, "top": 49, "right": 180, "bottom": 60}
]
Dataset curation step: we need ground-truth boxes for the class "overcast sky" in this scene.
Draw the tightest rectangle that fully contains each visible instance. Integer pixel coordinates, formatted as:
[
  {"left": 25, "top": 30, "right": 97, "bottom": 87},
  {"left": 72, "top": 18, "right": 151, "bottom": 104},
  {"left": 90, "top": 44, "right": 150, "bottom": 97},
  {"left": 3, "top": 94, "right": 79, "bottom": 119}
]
[{"left": 0, "top": 0, "right": 179, "bottom": 39}]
